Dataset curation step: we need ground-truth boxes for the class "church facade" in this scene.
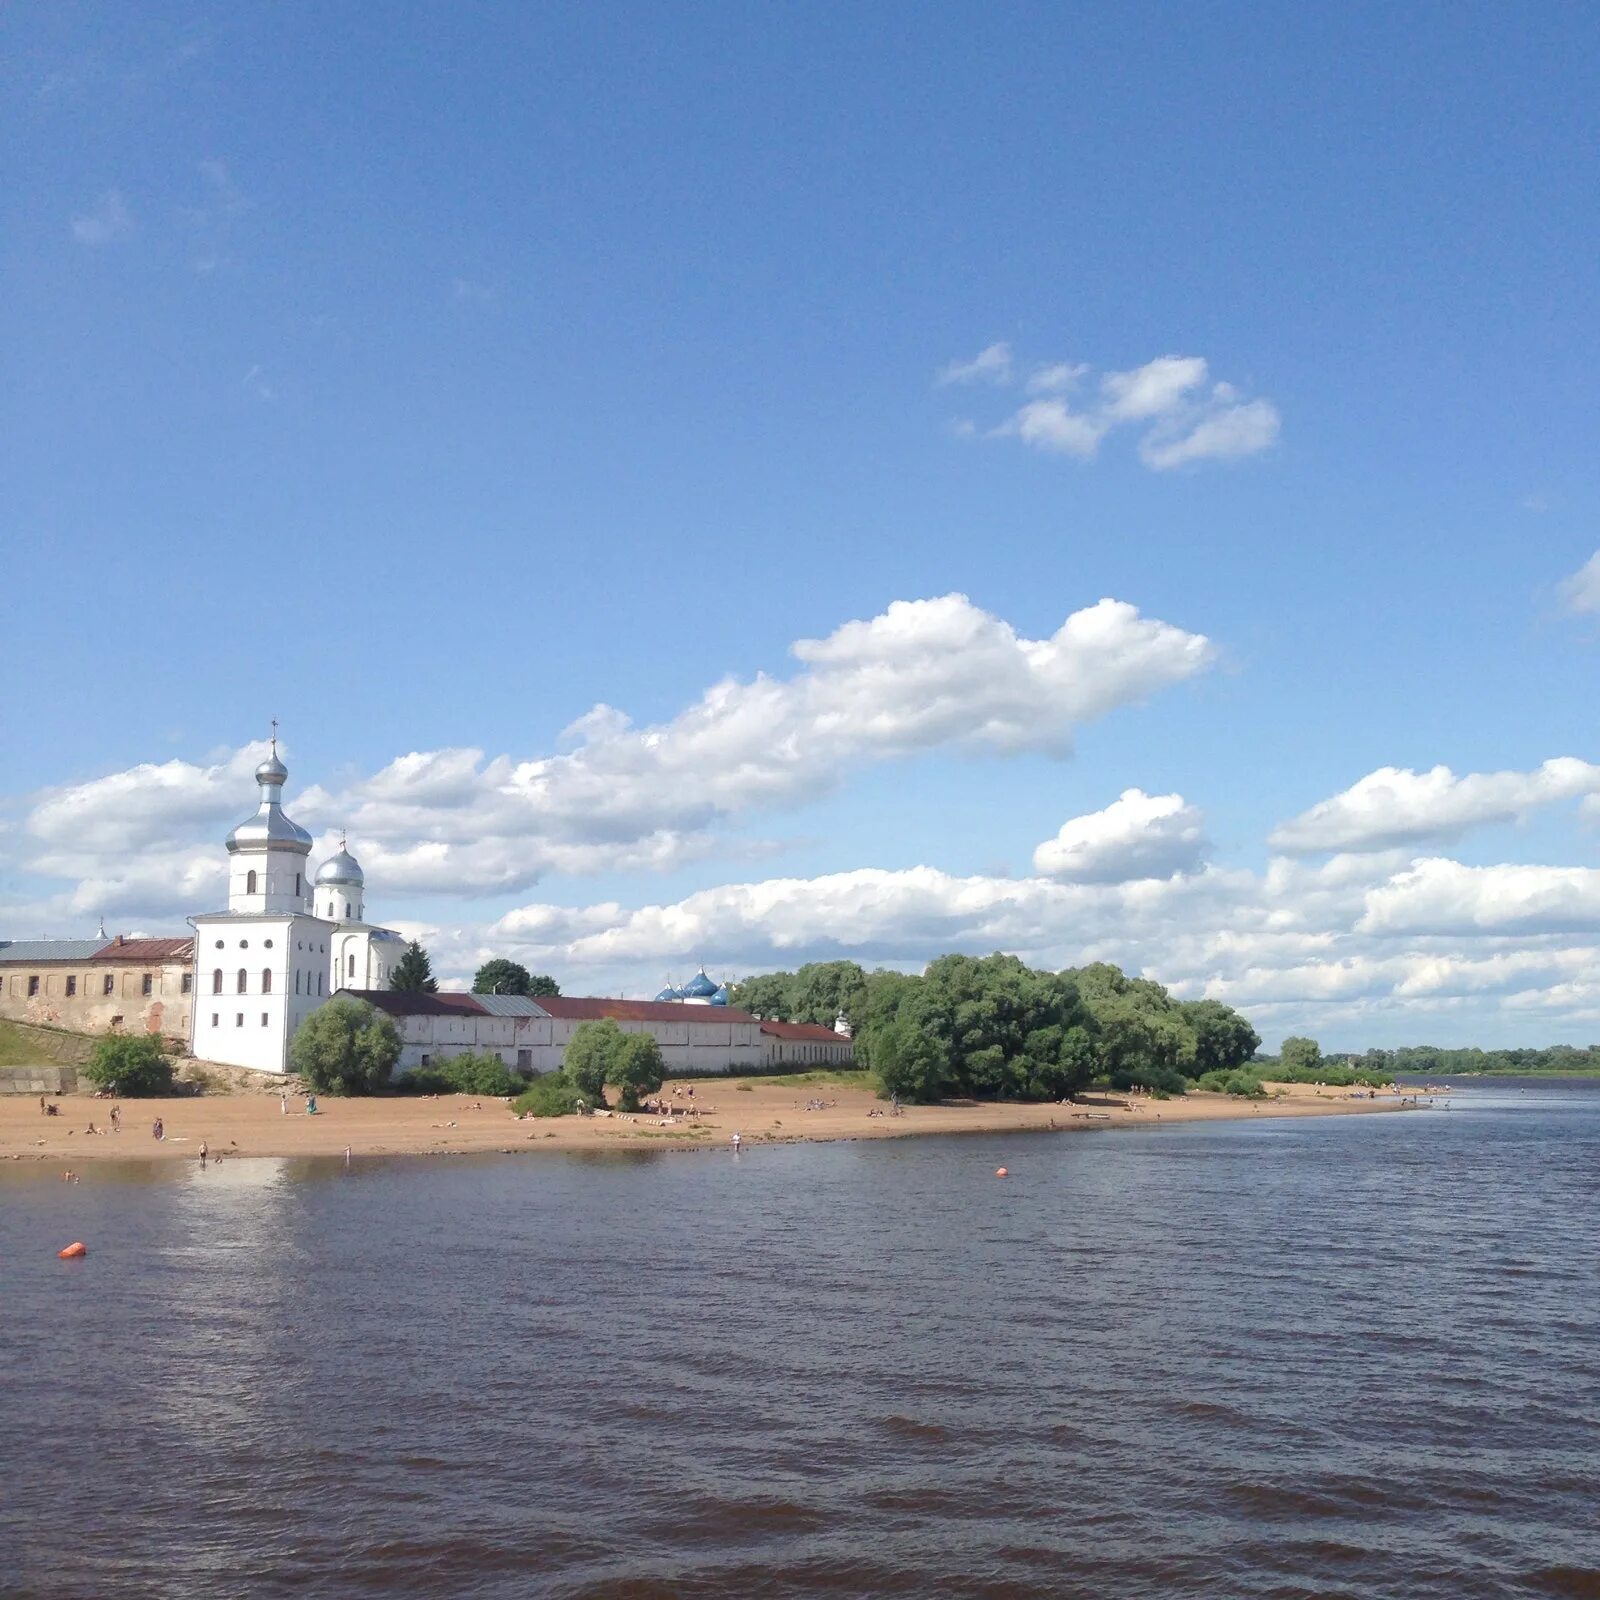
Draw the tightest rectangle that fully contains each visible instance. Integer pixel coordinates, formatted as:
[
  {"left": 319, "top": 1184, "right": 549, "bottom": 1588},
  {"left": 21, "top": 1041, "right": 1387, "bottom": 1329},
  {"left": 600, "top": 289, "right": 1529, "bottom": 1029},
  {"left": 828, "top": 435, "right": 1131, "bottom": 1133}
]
[{"left": 189, "top": 743, "right": 404, "bottom": 1073}]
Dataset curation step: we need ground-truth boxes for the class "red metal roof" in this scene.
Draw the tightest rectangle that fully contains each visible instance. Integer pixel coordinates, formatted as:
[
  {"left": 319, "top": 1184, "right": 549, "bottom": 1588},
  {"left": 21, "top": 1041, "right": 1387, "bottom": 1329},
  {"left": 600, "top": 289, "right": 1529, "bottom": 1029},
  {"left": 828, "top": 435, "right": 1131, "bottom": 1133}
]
[
  {"left": 337, "top": 990, "right": 760, "bottom": 1025},
  {"left": 534, "top": 996, "right": 759, "bottom": 1025},
  {"left": 92, "top": 937, "right": 194, "bottom": 963},
  {"left": 342, "top": 989, "right": 489, "bottom": 1018},
  {"left": 759, "top": 1020, "right": 851, "bottom": 1042}
]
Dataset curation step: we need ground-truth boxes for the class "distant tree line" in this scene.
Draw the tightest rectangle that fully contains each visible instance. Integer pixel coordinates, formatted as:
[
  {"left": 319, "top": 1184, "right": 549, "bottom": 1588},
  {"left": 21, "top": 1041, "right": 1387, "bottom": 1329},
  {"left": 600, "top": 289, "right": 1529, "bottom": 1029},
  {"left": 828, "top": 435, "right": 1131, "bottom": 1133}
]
[
  {"left": 1332, "top": 1044, "right": 1600, "bottom": 1077},
  {"left": 732, "top": 955, "right": 1262, "bottom": 1103}
]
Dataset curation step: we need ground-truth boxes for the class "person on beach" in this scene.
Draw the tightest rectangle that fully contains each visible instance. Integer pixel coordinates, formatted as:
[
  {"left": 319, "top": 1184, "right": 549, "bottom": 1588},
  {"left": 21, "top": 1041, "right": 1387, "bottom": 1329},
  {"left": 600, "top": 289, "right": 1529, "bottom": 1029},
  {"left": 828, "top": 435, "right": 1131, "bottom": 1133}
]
[
  {"left": 731, "top": 1131, "right": 742, "bottom": 1153},
  {"left": 305, "top": 1095, "right": 319, "bottom": 1115},
  {"left": 39, "top": 1096, "right": 47, "bottom": 1115},
  {"left": 153, "top": 1118, "right": 164, "bottom": 1140},
  {"left": 280, "top": 1093, "right": 288, "bottom": 1115},
  {"left": 110, "top": 1104, "right": 121, "bottom": 1131},
  {"left": 199, "top": 1141, "right": 209, "bottom": 1166}
]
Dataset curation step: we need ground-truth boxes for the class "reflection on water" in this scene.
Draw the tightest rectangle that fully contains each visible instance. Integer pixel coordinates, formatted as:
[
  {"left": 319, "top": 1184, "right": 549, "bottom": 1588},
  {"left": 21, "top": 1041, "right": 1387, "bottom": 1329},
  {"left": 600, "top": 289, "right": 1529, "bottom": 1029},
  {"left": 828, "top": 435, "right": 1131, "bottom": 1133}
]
[{"left": 4, "top": 1080, "right": 1598, "bottom": 1598}]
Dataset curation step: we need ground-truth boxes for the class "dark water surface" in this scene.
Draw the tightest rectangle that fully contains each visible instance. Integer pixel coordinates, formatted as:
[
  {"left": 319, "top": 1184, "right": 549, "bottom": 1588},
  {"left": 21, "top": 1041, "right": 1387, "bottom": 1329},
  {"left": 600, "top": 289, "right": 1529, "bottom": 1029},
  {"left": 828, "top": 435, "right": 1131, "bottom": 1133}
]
[{"left": 4, "top": 1081, "right": 1598, "bottom": 1599}]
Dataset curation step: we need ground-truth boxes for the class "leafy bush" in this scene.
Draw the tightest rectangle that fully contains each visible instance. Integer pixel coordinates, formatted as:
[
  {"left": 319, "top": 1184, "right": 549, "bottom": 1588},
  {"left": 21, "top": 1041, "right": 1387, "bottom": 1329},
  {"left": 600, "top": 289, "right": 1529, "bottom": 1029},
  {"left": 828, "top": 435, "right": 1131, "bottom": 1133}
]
[
  {"left": 513, "top": 1072, "right": 583, "bottom": 1117},
  {"left": 83, "top": 1034, "right": 173, "bottom": 1097},
  {"left": 1195, "top": 1068, "right": 1268, "bottom": 1097},
  {"left": 398, "top": 1051, "right": 524, "bottom": 1097},
  {"left": 437, "top": 1050, "right": 523, "bottom": 1096},
  {"left": 1107, "top": 1062, "right": 1189, "bottom": 1095},
  {"left": 289, "top": 999, "right": 400, "bottom": 1095}
]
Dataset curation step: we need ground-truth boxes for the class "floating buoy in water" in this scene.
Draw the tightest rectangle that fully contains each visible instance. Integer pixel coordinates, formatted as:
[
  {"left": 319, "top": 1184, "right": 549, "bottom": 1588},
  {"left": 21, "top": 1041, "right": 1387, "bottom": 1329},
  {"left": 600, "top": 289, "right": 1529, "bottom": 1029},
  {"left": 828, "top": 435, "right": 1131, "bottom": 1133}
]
[
  {"left": 995, "top": 1167, "right": 1008, "bottom": 1178},
  {"left": 58, "top": 1242, "right": 87, "bottom": 1259}
]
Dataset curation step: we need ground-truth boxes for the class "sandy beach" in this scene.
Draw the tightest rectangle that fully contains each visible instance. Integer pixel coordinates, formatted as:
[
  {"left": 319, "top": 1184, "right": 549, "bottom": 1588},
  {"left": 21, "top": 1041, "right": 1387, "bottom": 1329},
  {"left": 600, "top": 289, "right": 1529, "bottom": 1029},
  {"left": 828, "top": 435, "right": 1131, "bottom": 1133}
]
[{"left": 0, "top": 1074, "right": 1419, "bottom": 1165}]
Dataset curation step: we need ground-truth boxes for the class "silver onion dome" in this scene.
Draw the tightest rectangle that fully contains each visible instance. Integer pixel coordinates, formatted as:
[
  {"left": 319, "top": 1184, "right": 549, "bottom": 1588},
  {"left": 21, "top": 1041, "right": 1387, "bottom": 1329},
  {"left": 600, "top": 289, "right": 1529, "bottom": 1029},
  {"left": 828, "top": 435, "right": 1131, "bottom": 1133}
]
[
  {"left": 226, "top": 742, "right": 312, "bottom": 855},
  {"left": 255, "top": 751, "right": 289, "bottom": 787},
  {"left": 315, "top": 845, "right": 364, "bottom": 887}
]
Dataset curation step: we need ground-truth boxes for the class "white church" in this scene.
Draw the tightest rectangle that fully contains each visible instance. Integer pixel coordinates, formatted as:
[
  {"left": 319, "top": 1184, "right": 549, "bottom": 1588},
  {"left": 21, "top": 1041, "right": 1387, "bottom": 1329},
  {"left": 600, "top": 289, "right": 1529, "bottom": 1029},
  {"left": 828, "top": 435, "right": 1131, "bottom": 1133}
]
[{"left": 190, "top": 741, "right": 405, "bottom": 1073}]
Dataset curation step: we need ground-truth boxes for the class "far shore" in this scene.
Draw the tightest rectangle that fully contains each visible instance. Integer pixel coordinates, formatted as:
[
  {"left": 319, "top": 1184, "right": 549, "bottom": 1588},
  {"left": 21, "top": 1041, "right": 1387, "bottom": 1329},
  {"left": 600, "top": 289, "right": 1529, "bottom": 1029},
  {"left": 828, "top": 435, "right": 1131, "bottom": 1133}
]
[{"left": 0, "top": 1073, "right": 1427, "bottom": 1166}]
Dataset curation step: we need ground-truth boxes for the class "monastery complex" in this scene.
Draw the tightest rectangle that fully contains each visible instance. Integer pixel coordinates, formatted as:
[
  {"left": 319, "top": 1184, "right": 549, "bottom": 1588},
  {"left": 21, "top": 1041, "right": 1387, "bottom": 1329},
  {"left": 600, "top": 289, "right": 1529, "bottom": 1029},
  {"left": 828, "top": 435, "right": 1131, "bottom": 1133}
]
[{"left": 1, "top": 742, "right": 851, "bottom": 1078}]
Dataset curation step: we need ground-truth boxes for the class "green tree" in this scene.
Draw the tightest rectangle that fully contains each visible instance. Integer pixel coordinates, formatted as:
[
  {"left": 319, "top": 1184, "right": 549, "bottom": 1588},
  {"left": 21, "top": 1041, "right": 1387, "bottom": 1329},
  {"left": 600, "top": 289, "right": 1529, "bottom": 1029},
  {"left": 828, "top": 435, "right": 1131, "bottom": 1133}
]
[
  {"left": 903, "top": 953, "right": 1101, "bottom": 1102},
  {"left": 1181, "top": 999, "right": 1262, "bottom": 1075},
  {"left": 870, "top": 1012, "right": 949, "bottom": 1102},
  {"left": 83, "top": 1033, "right": 173, "bottom": 1097},
  {"left": 473, "top": 958, "right": 532, "bottom": 995},
  {"left": 289, "top": 999, "right": 401, "bottom": 1094},
  {"left": 526, "top": 974, "right": 561, "bottom": 998},
  {"left": 389, "top": 939, "right": 439, "bottom": 994},
  {"left": 564, "top": 1019, "right": 621, "bottom": 1105},
  {"left": 1280, "top": 1035, "right": 1323, "bottom": 1074},
  {"left": 788, "top": 961, "right": 868, "bottom": 1028},
  {"left": 606, "top": 1031, "right": 666, "bottom": 1111},
  {"left": 731, "top": 971, "right": 795, "bottom": 1019}
]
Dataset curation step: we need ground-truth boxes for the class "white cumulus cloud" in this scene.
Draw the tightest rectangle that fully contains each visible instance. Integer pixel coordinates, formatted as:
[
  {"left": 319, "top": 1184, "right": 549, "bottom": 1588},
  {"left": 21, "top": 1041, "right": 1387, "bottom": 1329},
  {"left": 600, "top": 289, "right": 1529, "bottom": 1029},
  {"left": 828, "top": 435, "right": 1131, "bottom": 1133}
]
[
  {"left": 1033, "top": 789, "right": 1208, "bottom": 883},
  {"left": 10, "top": 594, "right": 1216, "bottom": 902},
  {"left": 1271, "top": 758, "right": 1600, "bottom": 854}
]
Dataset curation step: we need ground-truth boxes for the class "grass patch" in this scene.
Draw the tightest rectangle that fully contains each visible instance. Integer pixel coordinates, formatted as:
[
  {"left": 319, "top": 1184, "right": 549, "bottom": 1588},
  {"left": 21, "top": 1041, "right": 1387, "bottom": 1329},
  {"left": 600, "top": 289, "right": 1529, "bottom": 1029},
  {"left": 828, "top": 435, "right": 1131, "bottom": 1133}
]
[{"left": 0, "top": 1019, "right": 96, "bottom": 1068}]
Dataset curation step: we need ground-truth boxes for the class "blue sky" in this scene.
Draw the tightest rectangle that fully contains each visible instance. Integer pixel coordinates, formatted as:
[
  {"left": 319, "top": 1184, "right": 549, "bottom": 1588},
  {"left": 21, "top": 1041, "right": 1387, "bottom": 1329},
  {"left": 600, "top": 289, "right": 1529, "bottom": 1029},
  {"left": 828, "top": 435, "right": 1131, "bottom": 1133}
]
[{"left": 4, "top": 3, "right": 1599, "bottom": 1047}]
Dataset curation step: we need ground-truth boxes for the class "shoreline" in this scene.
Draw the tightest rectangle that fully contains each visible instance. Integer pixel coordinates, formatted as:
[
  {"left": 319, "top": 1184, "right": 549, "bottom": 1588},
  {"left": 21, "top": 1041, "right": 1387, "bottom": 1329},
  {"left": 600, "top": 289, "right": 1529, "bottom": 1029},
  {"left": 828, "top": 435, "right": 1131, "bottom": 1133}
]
[{"left": 0, "top": 1076, "right": 1420, "bottom": 1166}]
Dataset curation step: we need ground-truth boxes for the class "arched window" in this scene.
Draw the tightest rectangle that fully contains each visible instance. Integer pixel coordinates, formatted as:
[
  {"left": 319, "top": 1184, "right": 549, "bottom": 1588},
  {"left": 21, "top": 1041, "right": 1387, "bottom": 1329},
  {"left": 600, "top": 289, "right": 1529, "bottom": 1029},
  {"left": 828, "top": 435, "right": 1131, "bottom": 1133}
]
[
  {"left": 262, "top": 969, "right": 272, "bottom": 994},
  {"left": 295, "top": 873, "right": 301, "bottom": 896},
  {"left": 246, "top": 869, "right": 257, "bottom": 894},
  {"left": 237, "top": 968, "right": 247, "bottom": 994},
  {"left": 345, "top": 902, "right": 352, "bottom": 919},
  {"left": 318, "top": 972, "right": 324, "bottom": 995},
  {"left": 295, "top": 971, "right": 301, "bottom": 994},
  {"left": 212, "top": 969, "right": 223, "bottom": 994},
  {"left": 348, "top": 953, "right": 355, "bottom": 978},
  {"left": 326, "top": 901, "right": 334, "bottom": 918}
]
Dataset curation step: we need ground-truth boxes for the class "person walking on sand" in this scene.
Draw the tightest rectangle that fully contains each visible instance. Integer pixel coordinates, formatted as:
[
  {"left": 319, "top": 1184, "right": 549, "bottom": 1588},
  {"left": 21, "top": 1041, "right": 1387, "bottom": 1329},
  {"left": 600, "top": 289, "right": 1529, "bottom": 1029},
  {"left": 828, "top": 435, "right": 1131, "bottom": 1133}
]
[
  {"left": 199, "top": 1140, "right": 209, "bottom": 1166},
  {"left": 110, "top": 1103, "right": 121, "bottom": 1131},
  {"left": 153, "top": 1117, "right": 164, "bottom": 1140},
  {"left": 280, "top": 1092, "right": 288, "bottom": 1116}
]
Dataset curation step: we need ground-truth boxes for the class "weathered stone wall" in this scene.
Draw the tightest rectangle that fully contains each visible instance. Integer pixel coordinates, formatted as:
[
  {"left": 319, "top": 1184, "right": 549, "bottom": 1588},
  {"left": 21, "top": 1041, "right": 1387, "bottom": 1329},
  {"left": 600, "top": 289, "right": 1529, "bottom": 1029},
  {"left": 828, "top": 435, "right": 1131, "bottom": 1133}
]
[
  {"left": 0, "top": 1065, "right": 82, "bottom": 1096},
  {"left": 0, "top": 961, "right": 193, "bottom": 1040}
]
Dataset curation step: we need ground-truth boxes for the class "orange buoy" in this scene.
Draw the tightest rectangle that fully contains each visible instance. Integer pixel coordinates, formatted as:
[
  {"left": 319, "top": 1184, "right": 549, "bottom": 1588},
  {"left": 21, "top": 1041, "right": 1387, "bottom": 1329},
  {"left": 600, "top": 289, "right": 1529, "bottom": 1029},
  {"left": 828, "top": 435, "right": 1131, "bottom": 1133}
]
[
  {"left": 58, "top": 1241, "right": 87, "bottom": 1259},
  {"left": 995, "top": 1167, "right": 1008, "bottom": 1178}
]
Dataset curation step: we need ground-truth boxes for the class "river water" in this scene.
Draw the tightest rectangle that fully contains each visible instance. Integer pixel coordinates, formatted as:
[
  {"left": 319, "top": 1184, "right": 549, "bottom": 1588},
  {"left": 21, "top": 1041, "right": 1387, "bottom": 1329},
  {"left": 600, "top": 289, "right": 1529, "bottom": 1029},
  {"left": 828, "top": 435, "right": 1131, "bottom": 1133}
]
[{"left": 3, "top": 1080, "right": 1597, "bottom": 1598}]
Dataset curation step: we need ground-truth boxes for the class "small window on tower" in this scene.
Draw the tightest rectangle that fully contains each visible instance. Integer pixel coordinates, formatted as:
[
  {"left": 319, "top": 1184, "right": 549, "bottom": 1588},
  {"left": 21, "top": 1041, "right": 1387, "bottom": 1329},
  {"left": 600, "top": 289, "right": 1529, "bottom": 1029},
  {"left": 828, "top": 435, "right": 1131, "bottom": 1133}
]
[
  {"left": 236, "top": 1014, "right": 244, "bottom": 1027},
  {"left": 237, "top": 969, "right": 248, "bottom": 994},
  {"left": 348, "top": 953, "right": 355, "bottom": 978},
  {"left": 212, "top": 969, "right": 223, "bottom": 994},
  {"left": 262, "top": 969, "right": 272, "bottom": 994},
  {"left": 261, "top": 1013, "right": 268, "bottom": 1027},
  {"left": 345, "top": 902, "right": 352, "bottom": 919},
  {"left": 295, "top": 971, "right": 301, "bottom": 993},
  {"left": 246, "top": 869, "right": 257, "bottom": 895},
  {"left": 211, "top": 1013, "right": 219, "bottom": 1027}
]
